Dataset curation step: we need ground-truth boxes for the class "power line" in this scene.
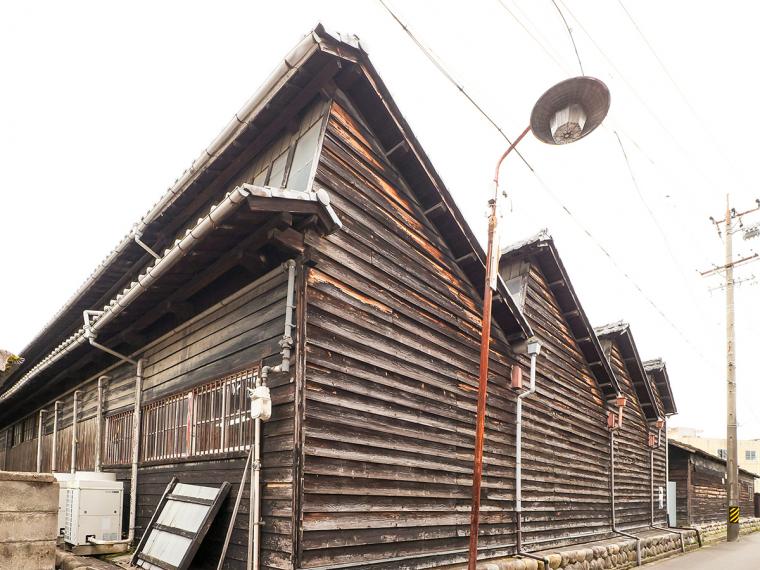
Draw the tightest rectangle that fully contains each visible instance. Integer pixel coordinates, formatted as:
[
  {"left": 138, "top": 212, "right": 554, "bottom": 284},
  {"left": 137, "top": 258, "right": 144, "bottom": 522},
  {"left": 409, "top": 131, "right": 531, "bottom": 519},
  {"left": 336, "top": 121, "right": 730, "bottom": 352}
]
[
  {"left": 615, "top": 0, "right": 749, "bottom": 190},
  {"left": 492, "top": 0, "right": 714, "bottom": 269},
  {"left": 494, "top": 0, "right": 569, "bottom": 72},
  {"left": 375, "top": 0, "right": 715, "bottom": 367},
  {"left": 613, "top": 130, "right": 712, "bottom": 324},
  {"left": 549, "top": 0, "right": 584, "bottom": 75},
  {"left": 555, "top": 0, "right": 726, "bottom": 197}
]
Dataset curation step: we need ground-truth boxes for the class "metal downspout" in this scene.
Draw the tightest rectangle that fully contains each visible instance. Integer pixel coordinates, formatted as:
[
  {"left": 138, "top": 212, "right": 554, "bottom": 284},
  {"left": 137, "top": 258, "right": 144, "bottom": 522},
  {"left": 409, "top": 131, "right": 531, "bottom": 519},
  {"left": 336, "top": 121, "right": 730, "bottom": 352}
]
[
  {"left": 36, "top": 408, "right": 46, "bottom": 472},
  {"left": 250, "top": 372, "right": 265, "bottom": 570},
  {"left": 95, "top": 376, "right": 109, "bottom": 472},
  {"left": 129, "top": 359, "right": 144, "bottom": 545},
  {"left": 609, "top": 429, "right": 642, "bottom": 565},
  {"left": 648, "top": 429, "right": 687, "bottom": 552},
  {"left": 248, "top": 260, "right": 295, "bottom": 570},
  {"left": 513, "top": 339, "right": 550, "bottom": 570},
  {"left": 661, "top": 424, "right": 702, "bottom": 546},
  {"left": 52, "top": 401, "right": 61, "bottom": 472},
  {"left": 71, "top": 391, "right": 81, "bottom": 473},
  {"left": 87, "top": 358, "right": 143, "bottom": 548},
  {"left": 82, "top": 316, "right": 141, "bottom": 545}
]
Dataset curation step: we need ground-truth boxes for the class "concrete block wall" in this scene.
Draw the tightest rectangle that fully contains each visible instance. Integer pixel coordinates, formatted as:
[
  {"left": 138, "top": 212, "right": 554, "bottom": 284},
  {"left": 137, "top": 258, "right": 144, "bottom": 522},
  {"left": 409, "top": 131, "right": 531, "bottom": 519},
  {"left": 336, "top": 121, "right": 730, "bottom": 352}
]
[{"left": 0, "top": 471, "right": 58, "bottom": 570}]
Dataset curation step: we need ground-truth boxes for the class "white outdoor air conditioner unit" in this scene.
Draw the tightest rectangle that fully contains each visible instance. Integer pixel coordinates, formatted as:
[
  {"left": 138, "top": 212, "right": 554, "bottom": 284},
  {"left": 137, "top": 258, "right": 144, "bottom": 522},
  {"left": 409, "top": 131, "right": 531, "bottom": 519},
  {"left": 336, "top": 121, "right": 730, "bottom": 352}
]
[
  {"left": 53, "top": 472, "right": 73, "bottom": 538},
  {"left": 63, "top": 471, "right": 124, "bottom": 546}
]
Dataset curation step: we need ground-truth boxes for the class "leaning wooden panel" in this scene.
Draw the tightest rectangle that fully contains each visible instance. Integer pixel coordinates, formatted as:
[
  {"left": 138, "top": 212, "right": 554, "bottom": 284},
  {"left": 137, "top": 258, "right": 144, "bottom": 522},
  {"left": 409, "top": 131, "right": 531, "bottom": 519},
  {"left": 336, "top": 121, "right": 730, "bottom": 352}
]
[{"left": 132, "top": 480, "right": 231, "bottom": 570}]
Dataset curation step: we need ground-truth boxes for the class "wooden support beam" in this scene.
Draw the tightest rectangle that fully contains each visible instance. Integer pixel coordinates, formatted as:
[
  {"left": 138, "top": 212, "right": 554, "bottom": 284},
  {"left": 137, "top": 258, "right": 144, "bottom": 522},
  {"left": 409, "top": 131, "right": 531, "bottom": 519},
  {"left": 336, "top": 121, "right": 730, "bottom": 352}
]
[
  {"left": 126, "top": 214, "right": 291, "bottom": 335},
  {"left": 455, "top": 252, "right": 477, "bottom": 264},
  {"left": 423, "top": 202, "right": 446, "bottom": 217},
  {"left": 385, "top": 139, "right": 409, "bottom": 159},
  {"left": 269, "top": 227, "right": 306, "bottom": 254}
]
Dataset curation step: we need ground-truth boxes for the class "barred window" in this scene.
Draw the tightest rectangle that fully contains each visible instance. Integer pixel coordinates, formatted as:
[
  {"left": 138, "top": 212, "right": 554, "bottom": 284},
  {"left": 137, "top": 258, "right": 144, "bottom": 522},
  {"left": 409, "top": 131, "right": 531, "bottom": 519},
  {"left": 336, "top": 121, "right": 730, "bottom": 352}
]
[
  {"left": 192, "top": 369, "right": 255, "bottom": 455},
  {"left": 136, "top": 368, "right": 257, "bottom": 464},
  {"left": 141, "top": 393, "right": 189, "bottom": 462},
  {"left": 104, "top": 410, "right": 133, "bottom": 466},
  {"left": 11, "top": 415, "right": 37, "bottom": 447}
]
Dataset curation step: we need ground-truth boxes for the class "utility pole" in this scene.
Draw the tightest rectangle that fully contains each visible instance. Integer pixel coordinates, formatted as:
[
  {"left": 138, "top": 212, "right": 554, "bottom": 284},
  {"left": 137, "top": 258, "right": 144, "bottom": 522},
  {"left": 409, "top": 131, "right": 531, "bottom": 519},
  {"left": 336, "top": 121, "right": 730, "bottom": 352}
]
[{"left": 701, "top": 194, "right": 760, "bottom": 542}]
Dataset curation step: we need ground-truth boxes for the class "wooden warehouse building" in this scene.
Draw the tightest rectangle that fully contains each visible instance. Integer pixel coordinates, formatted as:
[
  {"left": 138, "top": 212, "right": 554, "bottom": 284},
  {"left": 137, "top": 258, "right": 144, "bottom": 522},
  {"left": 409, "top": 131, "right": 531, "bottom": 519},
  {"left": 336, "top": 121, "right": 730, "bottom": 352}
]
[
  {"left": 668, "top": 440, "right": 757, "bottom": 527},
  {"left": 0, "top": 28, "right": 678, "bottom": 570}
]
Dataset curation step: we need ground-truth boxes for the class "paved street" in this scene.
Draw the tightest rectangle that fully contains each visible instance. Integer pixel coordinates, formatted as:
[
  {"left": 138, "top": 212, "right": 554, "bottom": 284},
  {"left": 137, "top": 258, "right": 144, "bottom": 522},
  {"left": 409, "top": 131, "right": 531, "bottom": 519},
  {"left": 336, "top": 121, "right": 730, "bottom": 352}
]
[{"left": 651, "top": 533, "right": 760, "bottom": 568}]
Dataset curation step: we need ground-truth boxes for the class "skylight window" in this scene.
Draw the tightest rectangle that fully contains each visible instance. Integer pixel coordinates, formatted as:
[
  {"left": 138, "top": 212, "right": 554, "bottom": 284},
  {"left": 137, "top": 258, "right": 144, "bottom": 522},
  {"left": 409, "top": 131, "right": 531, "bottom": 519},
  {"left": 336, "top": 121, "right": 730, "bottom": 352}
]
[{"left": 247, "top": 102, "right": 326, "bottom": 193}]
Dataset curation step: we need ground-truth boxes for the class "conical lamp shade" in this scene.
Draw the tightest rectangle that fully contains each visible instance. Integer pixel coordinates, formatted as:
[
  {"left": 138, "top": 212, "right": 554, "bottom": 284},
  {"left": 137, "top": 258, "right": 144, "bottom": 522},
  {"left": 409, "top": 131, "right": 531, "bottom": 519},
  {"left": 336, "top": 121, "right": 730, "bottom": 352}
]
[{"left": 530, "top": 76, "right": 610, "bottom": 145}]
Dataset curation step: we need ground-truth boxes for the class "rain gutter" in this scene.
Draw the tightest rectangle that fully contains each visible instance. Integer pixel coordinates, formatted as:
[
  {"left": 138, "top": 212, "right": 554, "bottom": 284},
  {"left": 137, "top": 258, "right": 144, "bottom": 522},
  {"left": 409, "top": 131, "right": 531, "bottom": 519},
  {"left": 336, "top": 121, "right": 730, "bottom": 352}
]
[
  {"left": 13, "top": 27, "right": 327, "bottom": 370},
  {"left": 0, "top": 186, "right": 253, "bottom": 404}
]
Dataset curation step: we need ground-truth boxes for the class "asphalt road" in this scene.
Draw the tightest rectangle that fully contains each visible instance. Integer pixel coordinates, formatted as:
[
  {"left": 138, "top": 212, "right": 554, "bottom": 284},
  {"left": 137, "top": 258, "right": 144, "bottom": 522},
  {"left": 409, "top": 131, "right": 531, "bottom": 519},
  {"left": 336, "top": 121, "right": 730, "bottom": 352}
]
[{"left": 650, "top": 532, "right": 760, "bottom": 568}]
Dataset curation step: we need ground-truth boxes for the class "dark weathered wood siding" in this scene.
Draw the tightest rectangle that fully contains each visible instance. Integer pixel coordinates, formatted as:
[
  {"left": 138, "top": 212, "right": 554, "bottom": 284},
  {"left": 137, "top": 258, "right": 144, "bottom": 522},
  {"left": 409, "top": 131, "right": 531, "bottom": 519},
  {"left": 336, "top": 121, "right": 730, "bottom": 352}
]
[
  {"left": 299, "top": 98, "right": 518, "bottom": 568},
  {"left": 1, "top": 267, "right": 292, "bottom": 570},
  {"left": 511, "top": 264, "right": 612, "bottom": 548},
  {"left": 296, "top": 97, "right": 623, "bottom": 568},
  {"left": 669, "top": 445, "right": 755, "bottom": 526},
  {"left": 605, "top": 342, "right": 666, "bottom": 528}
]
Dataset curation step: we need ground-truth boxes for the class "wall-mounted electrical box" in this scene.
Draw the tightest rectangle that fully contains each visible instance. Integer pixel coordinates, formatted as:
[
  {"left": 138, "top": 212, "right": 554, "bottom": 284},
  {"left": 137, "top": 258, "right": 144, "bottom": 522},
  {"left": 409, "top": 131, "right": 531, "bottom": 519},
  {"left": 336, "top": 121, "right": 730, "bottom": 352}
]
[{"left": 510, "top": 365, "right": 523, "bottom": 390}]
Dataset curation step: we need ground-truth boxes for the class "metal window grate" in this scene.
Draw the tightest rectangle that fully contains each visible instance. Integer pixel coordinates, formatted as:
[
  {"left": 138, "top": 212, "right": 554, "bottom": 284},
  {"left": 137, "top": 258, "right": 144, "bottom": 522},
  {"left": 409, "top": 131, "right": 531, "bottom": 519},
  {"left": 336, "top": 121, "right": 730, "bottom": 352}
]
[
  {"left": 192, "top": 369, "right": 255, "bottom": 456},
  {"left": 104, "top": 410, "right": 134, "bottom": 466},
  {"left": 133, "top": 368, "right": 257, "bottom": 465},
  {"left": 142, "top": 393, "right": 189, "bottom": 462}
]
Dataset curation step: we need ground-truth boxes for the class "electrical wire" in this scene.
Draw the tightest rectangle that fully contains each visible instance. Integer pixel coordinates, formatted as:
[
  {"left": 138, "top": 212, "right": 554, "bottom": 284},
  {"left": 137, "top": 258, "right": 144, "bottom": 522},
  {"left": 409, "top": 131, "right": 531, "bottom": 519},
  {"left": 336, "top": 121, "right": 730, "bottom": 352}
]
[
  {"left": 375, "top": 0, "right": 716, "bottom": 367},
  {"left": 495, "top": 0, "right": 568, "bottom": 72},
  {"left": 615, "top": 0, "right": 749, "bottom": 191},
  {"left": 499, "top": 0, "right": 715, "bottom": 288},
  {"left": 555, "top": 0, "right": 725, "bottom": 198},
  {"left": 549, "top": 0, "right": 584, "bottom": 75},
  {"left": 492, "top": 0, "right": 714, "bottom": 270},
  {"left": 613, "top": 131, "right": 712, "bottom": 324}
]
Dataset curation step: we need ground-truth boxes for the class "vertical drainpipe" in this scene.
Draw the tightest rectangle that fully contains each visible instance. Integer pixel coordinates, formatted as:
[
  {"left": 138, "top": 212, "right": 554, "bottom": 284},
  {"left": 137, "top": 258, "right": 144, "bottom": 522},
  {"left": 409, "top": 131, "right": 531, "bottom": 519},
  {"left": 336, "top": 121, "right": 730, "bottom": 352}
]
[
  {"left": 247, "top": 260, "right": 295, "bottom": 570},
  {"left": 512, "top": 339, "right": 550, "bottom": 570},
  {"left": 128, "top": 359, "right": 144, "bottom": 545},
  {"left": 609, "top": 426, "right": 641, "bottom": 565},
  {"left": 650, "top": 446, "right": 655, "bottom": 525},
  {"left": 250, "top": 372, "right": 265, "bottom": 570},
  {"left": 95, "top": 376, "right": 109, "bottom": 472},
  {"left": 71, "top": 391, "right": 81, "bottom": 473},
  {"left": 649, "top": 425, "right": 686, "bottom": 551},
  {"left": 36, "top": 409, "right": 47, "bottom": 473},
  {"left": 52, "top": 401, "right": 61, "bottom": 472},
  {"left": 665, "top": 426, "right": 670, "bottom": 523}
]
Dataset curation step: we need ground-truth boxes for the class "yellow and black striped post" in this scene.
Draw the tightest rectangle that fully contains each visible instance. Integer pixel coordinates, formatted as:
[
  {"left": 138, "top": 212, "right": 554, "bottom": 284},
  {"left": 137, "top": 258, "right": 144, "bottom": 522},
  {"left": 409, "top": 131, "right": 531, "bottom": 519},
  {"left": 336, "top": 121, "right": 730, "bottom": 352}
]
[{"left": 729, "top": 506, "right": 740, "bottom": 525}]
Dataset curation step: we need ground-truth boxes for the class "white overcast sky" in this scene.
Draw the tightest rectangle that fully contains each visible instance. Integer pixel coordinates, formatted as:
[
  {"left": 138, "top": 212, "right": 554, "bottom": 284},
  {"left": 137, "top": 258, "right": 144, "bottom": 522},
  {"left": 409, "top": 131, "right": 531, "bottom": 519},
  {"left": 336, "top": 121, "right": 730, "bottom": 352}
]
[{"left": 1, "top": 1, "right": 759, "bottom": 438}]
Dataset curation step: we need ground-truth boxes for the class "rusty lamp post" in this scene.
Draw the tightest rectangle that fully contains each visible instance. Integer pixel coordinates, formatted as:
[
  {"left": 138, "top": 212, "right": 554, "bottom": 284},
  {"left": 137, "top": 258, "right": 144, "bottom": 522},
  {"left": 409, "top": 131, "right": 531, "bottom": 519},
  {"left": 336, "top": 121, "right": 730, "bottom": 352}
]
[{"left": 468, "top": 76, "right": 611, "bottom": 569}]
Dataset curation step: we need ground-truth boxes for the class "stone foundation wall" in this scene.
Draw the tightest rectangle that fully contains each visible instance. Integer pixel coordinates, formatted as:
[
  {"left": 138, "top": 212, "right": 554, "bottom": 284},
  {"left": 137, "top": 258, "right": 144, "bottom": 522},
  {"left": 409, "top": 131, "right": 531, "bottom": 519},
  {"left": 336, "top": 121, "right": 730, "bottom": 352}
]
[
  {"left": 696, "top": 517, "right": 760, "bottom": 545},
  {"left": 452, "top": 518, "right": 760, "bottom": 570},
  {"left": 466, "top": 532, "right": 699, "bottom": 570},
  {"left": 0, "top": 471, "right": 58, "bottom": 570}
]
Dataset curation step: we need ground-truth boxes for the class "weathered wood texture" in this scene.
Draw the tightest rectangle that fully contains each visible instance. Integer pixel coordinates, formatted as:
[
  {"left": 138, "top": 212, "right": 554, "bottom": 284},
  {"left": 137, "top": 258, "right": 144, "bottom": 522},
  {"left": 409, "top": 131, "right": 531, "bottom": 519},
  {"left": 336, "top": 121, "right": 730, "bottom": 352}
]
[
  {"left": 300, "top": 98, "right": 516, "bottom": 569},
  {"left": 297, "top": 98, "right": 620, "bottom": 568},
  {"left": 605, "top": 342, "right": 667, "bottom": 529},
  {"left": 509, "top": 264, "right": 613, "bottom": 548},
  {"left": 669, "top": 445, "right": 755, "bottom": 526},
  {"left": 1, "top": 267, "right": 291, "bottom": 570}
]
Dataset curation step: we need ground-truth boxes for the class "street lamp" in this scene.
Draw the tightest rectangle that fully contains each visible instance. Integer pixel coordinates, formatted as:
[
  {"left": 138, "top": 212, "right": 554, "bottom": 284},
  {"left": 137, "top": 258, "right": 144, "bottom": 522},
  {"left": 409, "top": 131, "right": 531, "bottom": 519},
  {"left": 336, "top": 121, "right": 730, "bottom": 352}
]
[{"left": 468, "top": 76, "right": 610, "bottom": 570}]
